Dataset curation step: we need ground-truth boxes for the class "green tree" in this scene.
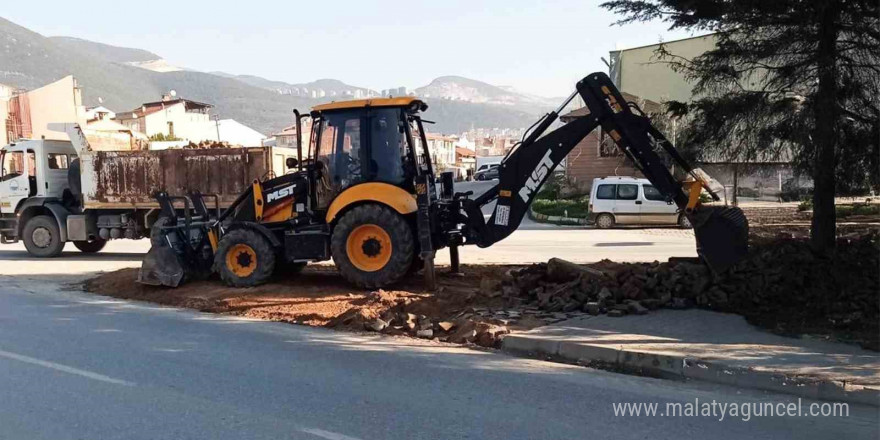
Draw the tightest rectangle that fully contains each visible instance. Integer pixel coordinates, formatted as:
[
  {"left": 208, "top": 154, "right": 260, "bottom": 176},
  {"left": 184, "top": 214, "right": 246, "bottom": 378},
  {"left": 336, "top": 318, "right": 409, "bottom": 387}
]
[{"left": 601, "top": 0, "right": 879, "bottom": 252}]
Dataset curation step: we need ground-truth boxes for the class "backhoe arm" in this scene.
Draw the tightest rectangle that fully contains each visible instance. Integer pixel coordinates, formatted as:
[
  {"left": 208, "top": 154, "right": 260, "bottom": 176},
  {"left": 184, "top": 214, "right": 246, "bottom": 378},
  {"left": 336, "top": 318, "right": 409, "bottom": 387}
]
[{"left": 459, "top": 72, "right": 748, "bottom": 272}]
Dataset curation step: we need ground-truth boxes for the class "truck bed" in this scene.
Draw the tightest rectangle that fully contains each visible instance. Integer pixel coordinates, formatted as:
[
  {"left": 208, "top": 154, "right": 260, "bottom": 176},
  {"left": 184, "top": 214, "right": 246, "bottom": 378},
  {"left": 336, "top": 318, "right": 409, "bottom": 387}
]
[{"left": 81, "top": 147, "right": 296, "bottom": 209}]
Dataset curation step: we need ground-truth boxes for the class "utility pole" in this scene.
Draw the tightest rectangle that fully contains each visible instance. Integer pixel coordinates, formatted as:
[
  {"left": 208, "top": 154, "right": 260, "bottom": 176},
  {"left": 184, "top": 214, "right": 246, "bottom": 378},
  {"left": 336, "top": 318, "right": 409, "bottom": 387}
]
[{"left": 212, "top": 115, "right": 221, "bottom": 142}]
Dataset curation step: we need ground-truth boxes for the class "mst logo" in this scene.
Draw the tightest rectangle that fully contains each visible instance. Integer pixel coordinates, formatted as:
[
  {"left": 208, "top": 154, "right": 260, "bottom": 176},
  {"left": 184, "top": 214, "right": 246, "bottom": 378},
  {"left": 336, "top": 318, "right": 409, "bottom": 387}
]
[
  {"left": 266, "top": 184, "right": 297, "bottom": 203},
  {"left": 518, "top": 149, "right": 554, "bottom": 203}
]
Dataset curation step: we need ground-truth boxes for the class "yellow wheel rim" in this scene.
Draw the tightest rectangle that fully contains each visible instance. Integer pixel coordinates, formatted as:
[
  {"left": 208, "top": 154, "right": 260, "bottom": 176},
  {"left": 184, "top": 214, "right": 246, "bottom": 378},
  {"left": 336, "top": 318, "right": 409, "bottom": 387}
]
[
  {"left": 226, "top": 243, "right": 258, "bottom": 277},
  {"left": 346, "top": 224, "right": 392, "bottom": 272}
]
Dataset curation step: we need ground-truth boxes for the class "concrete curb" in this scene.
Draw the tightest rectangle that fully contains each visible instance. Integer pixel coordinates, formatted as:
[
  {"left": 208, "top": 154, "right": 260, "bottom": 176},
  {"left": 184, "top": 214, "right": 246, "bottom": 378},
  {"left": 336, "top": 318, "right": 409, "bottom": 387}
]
[
  {"left": 528, "top": 208, "right": 589, "bottom": 225},
  {"left": 502, "top": 335, "right": 880, "bottom": 407}
]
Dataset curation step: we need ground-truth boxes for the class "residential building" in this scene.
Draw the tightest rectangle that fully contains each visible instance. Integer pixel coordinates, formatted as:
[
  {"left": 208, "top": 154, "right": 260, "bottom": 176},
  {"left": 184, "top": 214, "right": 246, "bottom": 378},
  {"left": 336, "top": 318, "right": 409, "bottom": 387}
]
[
  {"left": 4, "top": 76, "right": 87, "bottom": 143},
  {"left": 425, "top": 133, "right": 457, "bottom": 172},
  {"left": 455, "top": 147, "right": 476, "bottom": 180},
  {"left": 273, "top": 119, "right": 313, "bottom": 150},
  {"left": 608, "top": 34, "right": 717, "bottom": 105},
  {"left": 0, "top": 82, "right": 14, "bottom": 146},
  {"left": 115, "top": 95, "right": 266, "bottom": 147},
  {"left": 85, "top": 106, "right": 116, "bottom": 122},
  {"left": 2, "top": 76, "right": 144, "bottom": 151},
  {"left": 562, "top": 34, "right": 801, "bottom": 199},
  {"left": 115, "top": 95, "right": 212, "bottom": 139}
]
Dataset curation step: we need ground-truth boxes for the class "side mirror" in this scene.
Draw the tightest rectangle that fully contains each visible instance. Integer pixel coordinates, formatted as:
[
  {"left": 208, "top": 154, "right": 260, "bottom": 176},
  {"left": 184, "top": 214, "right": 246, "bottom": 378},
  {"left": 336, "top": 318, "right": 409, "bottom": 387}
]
[{"left": 286, "top": 157, "right": 299, "bottom": 169}]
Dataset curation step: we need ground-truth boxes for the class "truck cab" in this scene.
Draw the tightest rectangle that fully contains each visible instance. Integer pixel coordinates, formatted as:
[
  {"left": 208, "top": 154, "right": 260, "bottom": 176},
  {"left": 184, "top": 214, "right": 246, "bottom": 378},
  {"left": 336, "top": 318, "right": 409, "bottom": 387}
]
[{"left": 0, "top": 139, "right": 79, "bottom": 251}]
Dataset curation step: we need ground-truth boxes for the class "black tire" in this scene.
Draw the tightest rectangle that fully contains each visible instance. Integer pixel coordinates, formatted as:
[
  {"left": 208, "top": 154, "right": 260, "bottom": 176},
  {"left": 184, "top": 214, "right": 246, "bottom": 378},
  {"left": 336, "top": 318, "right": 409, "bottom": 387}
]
[
  {"left": 74, "top": 239, "right": 107, "bottom": 253},
  {"left": 23, "top": 215, "right": 66, "bottom": 258},
  {"left": 476, "top": 174, "right": 485, "bottom": 181},
  {"left": 678, "top": 213, "right": 693, "bottom": 229},
  {"left": 213, "top": 229, "right": 275, "bottom": 287},
  {"left": 331, "top": 204, "right": 414, "bottom": 289},
  {"left": 595, "top": 213, "right": 615, "bottom": 229}
]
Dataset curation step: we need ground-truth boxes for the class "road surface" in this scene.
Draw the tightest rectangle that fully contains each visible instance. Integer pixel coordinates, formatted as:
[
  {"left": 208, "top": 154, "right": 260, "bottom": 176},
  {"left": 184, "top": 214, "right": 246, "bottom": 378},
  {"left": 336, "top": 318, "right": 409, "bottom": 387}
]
[
  {"left": 3, "top": 181, "right": 873, "bottom": 439},
  {"left": 0, "top": 272, "right": 876, "bottom": 440}
]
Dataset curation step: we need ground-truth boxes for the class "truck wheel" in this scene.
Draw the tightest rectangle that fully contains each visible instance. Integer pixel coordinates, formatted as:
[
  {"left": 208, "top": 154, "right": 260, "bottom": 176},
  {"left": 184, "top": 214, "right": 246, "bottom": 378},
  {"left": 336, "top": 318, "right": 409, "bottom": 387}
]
[
  {"left": 595, "top": 213, "right": 615, "bottom": 229},
  {"left": 74, "top": 239, "right": 107, "bottom": 253},
  {"left": 331, "top": 204, "right": 414, "bottom": 289},
  {"left": 23, "top": 215, "right": 66, "bottom": 257},
  {"left": 214, "top": 229, "right": 275, "bottom": 287}
]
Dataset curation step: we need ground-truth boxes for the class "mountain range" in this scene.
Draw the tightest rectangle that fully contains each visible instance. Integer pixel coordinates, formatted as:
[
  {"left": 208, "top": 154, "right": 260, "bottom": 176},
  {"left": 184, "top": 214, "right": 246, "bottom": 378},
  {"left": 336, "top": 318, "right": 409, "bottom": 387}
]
[{"left": 0, "top": 17, "right": 552, "bottom": 135}]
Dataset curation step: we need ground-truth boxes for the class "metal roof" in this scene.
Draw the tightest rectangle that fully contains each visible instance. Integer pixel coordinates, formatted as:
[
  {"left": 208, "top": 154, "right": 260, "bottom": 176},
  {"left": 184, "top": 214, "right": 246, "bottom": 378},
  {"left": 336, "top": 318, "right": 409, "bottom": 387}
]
[{"left": 312, "top": 97, "right": 427, "bottom": 112}]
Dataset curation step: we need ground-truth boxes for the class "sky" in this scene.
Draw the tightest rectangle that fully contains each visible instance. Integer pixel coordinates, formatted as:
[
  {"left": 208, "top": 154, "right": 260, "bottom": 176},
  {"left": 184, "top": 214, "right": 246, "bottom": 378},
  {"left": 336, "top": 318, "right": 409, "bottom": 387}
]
[{"left": 3, "top": 0, "right": 700, "bottom": 97}]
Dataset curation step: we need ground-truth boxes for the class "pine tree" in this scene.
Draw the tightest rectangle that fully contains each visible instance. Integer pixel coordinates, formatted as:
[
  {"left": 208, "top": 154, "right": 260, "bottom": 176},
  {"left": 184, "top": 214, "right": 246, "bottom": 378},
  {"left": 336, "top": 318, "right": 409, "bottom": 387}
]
[{"left": 601, "top": 0, "right": 879, "bottom": 252}]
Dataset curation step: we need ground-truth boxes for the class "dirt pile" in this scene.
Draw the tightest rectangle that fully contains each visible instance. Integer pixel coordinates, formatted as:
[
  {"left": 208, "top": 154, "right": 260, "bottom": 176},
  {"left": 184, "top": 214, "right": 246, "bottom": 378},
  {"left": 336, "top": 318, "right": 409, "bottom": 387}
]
[
  {"left": 495, "top": 233, "right": 880, "bottom": 349},
  {"left": 84, "top": 264, "right": 524, "bottom": 348}
]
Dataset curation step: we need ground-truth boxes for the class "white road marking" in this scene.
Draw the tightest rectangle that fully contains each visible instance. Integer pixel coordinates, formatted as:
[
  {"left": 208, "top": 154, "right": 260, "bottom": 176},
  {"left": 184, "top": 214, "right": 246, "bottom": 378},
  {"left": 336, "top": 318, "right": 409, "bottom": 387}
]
[
  {"left": 0, "top": 349, "right": 135, "bottom": 386},
  {"left": 300, "top": 428, "right": 364, "bottom": 440}
]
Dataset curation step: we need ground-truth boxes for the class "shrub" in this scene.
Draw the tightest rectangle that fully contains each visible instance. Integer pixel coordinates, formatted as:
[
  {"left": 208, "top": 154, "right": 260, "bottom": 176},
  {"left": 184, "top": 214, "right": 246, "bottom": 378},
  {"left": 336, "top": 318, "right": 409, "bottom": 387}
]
[
  {"left": 531, "top": 197, "right": 589, "bottom": 218},
  {"left": 837, "top": 204, "right": 880, "bottom": 218}
]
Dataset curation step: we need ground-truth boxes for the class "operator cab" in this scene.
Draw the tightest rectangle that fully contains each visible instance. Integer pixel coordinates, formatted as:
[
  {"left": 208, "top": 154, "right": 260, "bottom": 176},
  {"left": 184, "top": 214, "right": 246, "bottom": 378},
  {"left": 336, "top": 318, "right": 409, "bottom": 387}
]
[{"left": 300, "top": 97, "right": 432, "bottom": 213}]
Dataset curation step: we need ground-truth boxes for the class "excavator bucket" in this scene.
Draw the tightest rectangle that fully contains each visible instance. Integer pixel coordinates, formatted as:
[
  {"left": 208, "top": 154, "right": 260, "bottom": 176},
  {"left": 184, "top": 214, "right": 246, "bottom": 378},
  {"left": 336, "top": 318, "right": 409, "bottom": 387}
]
[
  {"left": 138, "top": 244, "right": 186, "bottom": 287},
  {"left": 690, "top": 205, "right": 750, "bottom": 273}
]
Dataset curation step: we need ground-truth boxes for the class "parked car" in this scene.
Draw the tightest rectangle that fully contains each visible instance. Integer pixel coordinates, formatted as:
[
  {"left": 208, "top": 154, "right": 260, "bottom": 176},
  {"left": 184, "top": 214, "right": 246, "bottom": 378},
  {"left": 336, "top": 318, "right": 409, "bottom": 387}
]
[
  {"left": 588, "top": 176, "right": 691, "bottom": 228},
  {"left": 475, "top": 163, "right": 500, "bottom": 181}
]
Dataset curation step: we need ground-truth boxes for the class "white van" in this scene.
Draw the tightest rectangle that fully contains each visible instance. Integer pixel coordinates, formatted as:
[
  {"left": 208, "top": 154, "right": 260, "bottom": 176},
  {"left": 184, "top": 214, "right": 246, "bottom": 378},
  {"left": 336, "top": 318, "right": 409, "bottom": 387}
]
[{"left": 588, "top": 176, "right": 691, "bottom": 229}]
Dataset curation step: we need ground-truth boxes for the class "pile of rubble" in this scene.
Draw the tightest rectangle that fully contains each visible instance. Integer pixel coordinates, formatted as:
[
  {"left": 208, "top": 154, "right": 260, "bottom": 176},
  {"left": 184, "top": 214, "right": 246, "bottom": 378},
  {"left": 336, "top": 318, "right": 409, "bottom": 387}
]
[
  {"left": 331, "top": 290, "right": 510, "bottom": 348},
  {"left": 492, "top": 232, "right": 879, "bottom": 348}
]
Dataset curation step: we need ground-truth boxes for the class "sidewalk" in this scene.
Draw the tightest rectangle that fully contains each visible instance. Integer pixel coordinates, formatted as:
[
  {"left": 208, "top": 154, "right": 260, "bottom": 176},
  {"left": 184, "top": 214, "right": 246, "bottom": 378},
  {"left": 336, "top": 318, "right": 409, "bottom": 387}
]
[{"left": 503, "top": 309, "right": 880, "bottom": 406}]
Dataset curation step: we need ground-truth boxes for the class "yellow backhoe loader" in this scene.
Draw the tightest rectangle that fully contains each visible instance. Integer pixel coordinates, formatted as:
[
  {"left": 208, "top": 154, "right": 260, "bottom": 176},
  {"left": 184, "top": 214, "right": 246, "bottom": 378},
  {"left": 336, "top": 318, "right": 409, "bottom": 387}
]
[{"left": 138, "top": 72, "right": 748, "bottom": 289}]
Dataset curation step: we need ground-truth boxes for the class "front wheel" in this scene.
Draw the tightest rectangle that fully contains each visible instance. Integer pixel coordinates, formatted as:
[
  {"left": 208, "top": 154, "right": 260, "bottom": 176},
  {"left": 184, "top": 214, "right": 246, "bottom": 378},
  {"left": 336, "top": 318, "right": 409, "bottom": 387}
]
[
  {"left": 23, "top": 215, "right": 66, "bottom": 257},
  {"left": 595, "top": 213, "right": 615, "bottom": 229},
  {"left": 74, "top": 239, "right": 107, "bottom": 253},
  {"left": 331, "top": 204, "right": 414, "bottom": 289},
  {"left": 214, "top": 229, "right": 275, "bottom": 287}
]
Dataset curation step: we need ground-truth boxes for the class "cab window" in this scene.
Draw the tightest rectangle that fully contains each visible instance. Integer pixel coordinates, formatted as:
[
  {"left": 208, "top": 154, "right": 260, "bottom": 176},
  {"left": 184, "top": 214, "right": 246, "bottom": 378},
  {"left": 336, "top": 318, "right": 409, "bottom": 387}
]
[
  {"left": 596, "top": 184, "right": 616, "bottom": 200},
  {"left": 317, "top": 110, "right": 365, "bottom": 189},
  {"left": 642, "top": 184, "right": 665, "bottom": 201},
  {"left": 368, "top": 108, "right": 406, "bottom": 185},
  {"left": 1, "top": 151, "right": 24, "bottom": 181},
  {"left": 617, "top": 184, "right": 638, "bottom": 200},
  {"left": 48, "top": 153, "right": 70, "bottom": 170}
]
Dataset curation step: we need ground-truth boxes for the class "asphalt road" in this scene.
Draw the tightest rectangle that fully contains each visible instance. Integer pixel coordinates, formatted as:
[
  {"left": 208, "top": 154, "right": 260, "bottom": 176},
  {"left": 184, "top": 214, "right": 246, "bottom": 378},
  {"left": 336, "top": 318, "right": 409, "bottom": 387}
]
[
  {"left": 2, "top": 181, "right": 874, "bottom": 438},
  {"left": 1, "top": 277, "right": 877, "bottom": 440}
]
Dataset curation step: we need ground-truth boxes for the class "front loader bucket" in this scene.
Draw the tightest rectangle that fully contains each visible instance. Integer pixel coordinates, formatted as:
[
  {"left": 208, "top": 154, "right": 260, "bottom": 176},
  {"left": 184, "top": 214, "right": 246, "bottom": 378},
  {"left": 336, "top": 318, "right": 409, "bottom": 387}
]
[
  {"left": 137, "top": 245, "right": 186, "bottom": 287},
  {"left": 691, "top": 205, "right": 749, "bottom": 273}
]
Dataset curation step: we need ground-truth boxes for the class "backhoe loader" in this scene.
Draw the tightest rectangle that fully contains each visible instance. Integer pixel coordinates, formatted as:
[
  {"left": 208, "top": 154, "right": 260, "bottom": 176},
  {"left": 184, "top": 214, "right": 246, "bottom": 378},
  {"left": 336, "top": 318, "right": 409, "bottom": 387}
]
[{"left": 139, "top": 72, "right": 748, "bottom": 289}]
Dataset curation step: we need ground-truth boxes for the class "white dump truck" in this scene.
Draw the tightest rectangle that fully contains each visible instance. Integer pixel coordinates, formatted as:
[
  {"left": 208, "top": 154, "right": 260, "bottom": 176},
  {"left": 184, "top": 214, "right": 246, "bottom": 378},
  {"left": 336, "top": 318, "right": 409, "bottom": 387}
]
[{"left": 0, "top": 124, "right": 297, "bottom": 257}]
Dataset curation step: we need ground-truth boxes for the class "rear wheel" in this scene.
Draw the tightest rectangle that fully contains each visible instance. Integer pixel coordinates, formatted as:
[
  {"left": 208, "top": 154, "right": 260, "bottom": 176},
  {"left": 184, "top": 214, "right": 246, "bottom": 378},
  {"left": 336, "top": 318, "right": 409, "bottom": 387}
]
[
  {"left": 74, "top": 239, "right": 107, "bottom": 253},
  {"left": 214, "top": 229, "right": 275, "bottom": 287},
  {"left": 595, "top": 213, "right": 615, "bottom": 229},
  {"left": 23, "top": 215, "right": 65, "bottom": 257},
  {"left": 331, "top": 204, "right": 414, "bottom": 289}
]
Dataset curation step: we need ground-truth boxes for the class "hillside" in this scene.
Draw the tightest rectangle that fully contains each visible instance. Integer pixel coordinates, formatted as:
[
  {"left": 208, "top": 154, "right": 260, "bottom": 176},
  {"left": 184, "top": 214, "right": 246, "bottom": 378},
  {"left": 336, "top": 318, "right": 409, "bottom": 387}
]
[
  {"left": 48, "top": 37, "right": 161, "bottom": 64},
  {"left": 0, "top": 17, "right": 544, "bottom": 134},
  {"left": 415, "top": 76, "right": 558, "bottom": 112}
]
